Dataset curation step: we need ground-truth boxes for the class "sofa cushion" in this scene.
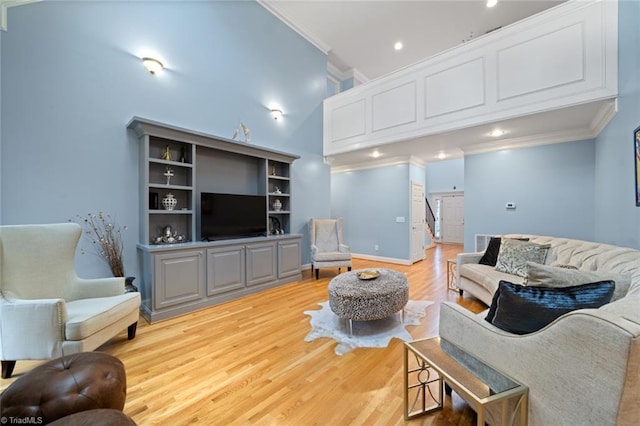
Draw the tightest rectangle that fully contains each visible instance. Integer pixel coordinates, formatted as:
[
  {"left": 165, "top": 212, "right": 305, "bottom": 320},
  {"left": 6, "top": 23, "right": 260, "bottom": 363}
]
[
  {"left": 459, "top": 263, "right": 526, "bottom": 294},
  {"left": 526, "top": 262, "right": 632, "bottom": 302},
  {"left": 495, "top": 238, "right": 550, "bottom": 278},
  {"left": 486, "top": 280, "right": 615, "bottom": 335}
]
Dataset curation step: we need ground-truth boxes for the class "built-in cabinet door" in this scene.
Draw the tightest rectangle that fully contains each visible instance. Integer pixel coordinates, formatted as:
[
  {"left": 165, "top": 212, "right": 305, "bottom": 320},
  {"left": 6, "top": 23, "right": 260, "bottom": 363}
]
[
  {"left": 207, "top": 245, "right": 245, "bottom": 295},
  {"left": 277, "top": 240, "right": 301, "bottom": 279},
  {"left": 154, "top": 249, "right": 204, "bottom": 310},
  {"left": 245, "top": 242, "right": 277, "bottom": 287}
]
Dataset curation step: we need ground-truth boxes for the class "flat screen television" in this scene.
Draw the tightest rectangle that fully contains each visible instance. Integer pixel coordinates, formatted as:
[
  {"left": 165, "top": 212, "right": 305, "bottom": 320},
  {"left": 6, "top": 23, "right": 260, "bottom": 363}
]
[{"left": 200, "top": 192, "right": 267, "bottom": 241}]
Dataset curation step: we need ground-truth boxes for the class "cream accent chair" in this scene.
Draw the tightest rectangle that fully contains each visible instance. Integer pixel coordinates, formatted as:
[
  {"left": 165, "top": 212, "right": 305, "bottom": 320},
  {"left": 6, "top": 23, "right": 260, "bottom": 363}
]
[
  {"left": 309, "top": 218, "right": 352, "bottom": 280},
  {"left": 0, "top": 223, "right": 141, "bottom": 378}
]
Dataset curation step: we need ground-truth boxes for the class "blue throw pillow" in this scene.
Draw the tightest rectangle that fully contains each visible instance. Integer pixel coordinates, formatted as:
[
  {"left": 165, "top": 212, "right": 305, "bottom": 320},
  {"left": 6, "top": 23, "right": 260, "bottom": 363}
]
[{"left": 485, "top": 280, "right": 614, "bottom": 335}]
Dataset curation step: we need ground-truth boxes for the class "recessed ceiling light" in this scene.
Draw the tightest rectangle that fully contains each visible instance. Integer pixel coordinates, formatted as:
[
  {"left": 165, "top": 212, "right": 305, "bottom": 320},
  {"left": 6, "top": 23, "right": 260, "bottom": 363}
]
[
  {"left": 394, "top": 41, "right": 403, "bottom": 51},
  {"left": 372, "top": 150, "right": 381, "bottom": 158},
  {"left": 487, "top": 0, "right": 498, "bottom": 8},
  {"left": 437, "top": 152, "right": 446, "bottom": 160},
  {"left": 489, "top": 129, "right": 506, "bottom": 137}
]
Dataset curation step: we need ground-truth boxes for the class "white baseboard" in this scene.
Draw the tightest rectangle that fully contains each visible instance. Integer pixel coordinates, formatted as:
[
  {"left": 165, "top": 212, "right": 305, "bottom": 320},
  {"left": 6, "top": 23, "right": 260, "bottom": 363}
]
[{"left": 352, "top": 253, "right": 412, "bottom": 265}]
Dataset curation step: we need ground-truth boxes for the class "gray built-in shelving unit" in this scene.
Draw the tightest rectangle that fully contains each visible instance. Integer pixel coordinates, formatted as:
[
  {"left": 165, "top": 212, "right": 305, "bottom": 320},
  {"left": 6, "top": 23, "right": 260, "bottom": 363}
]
[{"left": 128, "top": 117, "right": 302, "bottom": 322}]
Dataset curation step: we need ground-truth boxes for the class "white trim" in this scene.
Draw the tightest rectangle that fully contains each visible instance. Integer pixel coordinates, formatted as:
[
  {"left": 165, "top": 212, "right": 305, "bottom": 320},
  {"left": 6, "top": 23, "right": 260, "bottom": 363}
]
[
  {"left": 409, "top": 155, "right": 425, "bottom": 168},
  {"left": 589, "top": 99, "right": 617, "bottom": 134},
  {"left": 257, "top": 0, "right": 330, "bottom": 54},
  {"left": 1, "top": 0, "right": 39, "bottom": 31},
  {"left": 326, "top": 64, "right": 370, "bottom": 86},
  {"left": 352, "top": 68, "right": 369, "bottom": 84},
  {"left": 327, "top": 62, "right": 346, "bottom": 80},
  {"left": 331, "top": 155, "right": 415, "bottom": 174},
  {"left": 429, "top": 190, "right": 464, "bottom": 197},
  {"left": 352, "top": 253, "right": 412, "bottom": 266},
  {"left": 326, "top": 73, "right": 340, "bottom": 96},
  {"left": 461, "top": 127, "right": 599, "bottom": 156}
]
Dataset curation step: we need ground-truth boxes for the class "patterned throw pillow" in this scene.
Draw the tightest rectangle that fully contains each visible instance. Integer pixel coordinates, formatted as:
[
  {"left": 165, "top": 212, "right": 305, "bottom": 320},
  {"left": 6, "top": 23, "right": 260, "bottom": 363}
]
[
  {"left": 494, "top": 238, "right": 550, "bottom": 278},
  {"left": 478, "top": 237, "right": 531, "bottom": 266}
]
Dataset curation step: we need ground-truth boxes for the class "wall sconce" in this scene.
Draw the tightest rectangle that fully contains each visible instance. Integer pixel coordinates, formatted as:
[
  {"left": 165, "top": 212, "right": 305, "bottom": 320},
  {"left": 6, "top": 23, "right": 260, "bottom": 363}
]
[
  {"left": 142, "top": 57, "right": 164, "bottom": 74},
  {"left": 270, "top": 109, "right": 283, "bottom": 120}
]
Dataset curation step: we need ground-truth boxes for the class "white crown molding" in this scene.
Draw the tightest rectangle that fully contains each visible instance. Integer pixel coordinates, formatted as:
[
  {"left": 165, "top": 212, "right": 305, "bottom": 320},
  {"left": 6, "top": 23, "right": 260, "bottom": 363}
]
[
  {"left": 461, "top": 127, "right": 599, "bottom": 156},
  {"left": 352, "top": 68, "right": 369, "bottom": 84},
  {"left": 326, "top": 63, "right": 370, "bottom": 86},
  {"left": 589, "top": 99, "right": 617, "bottom": 134},
  {"left": 330, "top": 155, "right": 417, "bottom": 174},
  {"left": 409, "top": 155, "right": 426, "bottom": 168},
  {"left": 0, "top": 0, "right": 39, "bottom": 31},
  {"left": 257, "top": 0, "right": 330, "bottom": 54},
  {"left": 327, "top": 62, "right": 346, "bottom": 80}
]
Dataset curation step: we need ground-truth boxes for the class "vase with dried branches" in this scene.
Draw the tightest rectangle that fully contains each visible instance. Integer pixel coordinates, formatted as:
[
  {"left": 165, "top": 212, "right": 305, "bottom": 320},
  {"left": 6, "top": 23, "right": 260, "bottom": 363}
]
[{"left": 73, "top": 212, "right": 137, "bottom": 292}]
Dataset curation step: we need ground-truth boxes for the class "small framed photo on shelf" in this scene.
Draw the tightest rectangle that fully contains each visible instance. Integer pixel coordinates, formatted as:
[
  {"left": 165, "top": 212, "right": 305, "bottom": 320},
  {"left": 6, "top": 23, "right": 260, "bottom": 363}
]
[{"left": 635, "top": 125, "right": 640, "bottom": 206}]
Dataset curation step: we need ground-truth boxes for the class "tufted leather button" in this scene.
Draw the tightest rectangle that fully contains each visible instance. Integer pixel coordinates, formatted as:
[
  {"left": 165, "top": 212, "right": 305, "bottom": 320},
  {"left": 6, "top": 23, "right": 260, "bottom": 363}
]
[{"left": 0, "top": 352, "right": 127, "bottom": 424}]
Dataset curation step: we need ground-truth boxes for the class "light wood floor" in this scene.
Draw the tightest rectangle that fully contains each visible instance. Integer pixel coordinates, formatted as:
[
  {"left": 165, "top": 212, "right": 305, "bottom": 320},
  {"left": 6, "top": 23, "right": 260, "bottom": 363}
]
[{"left": 1, "top": 244, "right": 488, "bottom": 425}]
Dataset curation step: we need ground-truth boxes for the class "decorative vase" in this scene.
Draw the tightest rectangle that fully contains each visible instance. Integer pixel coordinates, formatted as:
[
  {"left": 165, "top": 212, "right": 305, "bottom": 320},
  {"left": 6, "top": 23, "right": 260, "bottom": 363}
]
[
  {"left": 273, "top": 199, "right": 282, "bottom": 211},
  {"left": 124, "top": 276, "right": 138, "bottom": 293},
  {"left": 162, "top": 192, "right": 177, "bottom": 210}
]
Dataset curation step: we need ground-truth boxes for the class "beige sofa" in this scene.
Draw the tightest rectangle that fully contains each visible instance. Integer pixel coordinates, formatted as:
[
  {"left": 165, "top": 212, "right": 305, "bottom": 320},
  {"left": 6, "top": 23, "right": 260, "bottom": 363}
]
[{"left": 440, "top": 235, "right": 640, "bottom": 425}]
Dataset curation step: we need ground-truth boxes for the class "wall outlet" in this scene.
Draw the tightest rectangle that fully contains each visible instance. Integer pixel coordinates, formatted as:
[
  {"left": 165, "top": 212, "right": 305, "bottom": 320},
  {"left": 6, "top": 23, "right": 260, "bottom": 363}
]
[
  {"left": 374, "top": 244, "right": 379, "bottom": 251},
  {"left": 395, "top": 216, "right": 405, "bottom": 223}
]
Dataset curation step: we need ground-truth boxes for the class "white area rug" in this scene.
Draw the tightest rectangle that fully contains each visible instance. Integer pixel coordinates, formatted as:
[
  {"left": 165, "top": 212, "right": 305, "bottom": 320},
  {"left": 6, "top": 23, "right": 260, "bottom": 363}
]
[{"left": 304, "top": 300, "right": 434, "bottom": 355}]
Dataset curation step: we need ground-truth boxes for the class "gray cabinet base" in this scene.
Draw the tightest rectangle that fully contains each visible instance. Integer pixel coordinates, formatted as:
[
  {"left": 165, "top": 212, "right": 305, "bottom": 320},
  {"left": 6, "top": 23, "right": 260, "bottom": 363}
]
[{"left": 138, "top": 235, "right": 302, "bottom": 323}]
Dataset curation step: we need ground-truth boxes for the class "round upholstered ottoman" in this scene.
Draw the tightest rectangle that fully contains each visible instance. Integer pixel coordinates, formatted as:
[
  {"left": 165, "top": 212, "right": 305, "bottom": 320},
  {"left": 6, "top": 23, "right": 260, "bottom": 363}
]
[
  {"left": 328, "top": 268, "right": 409, "bottom": 334},
  {"left": 0, "top": 352, "right": 127, "bottom": 424}
]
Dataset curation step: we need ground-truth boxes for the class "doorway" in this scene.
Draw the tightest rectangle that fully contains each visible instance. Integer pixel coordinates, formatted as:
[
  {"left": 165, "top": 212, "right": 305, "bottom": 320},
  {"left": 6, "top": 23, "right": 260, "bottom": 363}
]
[
  {"left": 433, "top": 192, "right": 464, "bottom": 244},
  {"left": 410, "top": 182, "right": 426, "bottom": 263}
]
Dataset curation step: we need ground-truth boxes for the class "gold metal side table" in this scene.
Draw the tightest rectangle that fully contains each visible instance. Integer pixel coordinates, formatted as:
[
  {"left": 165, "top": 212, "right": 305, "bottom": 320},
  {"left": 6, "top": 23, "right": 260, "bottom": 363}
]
[
  {"left": 446, "top": 259, "right": 458, "bottom": 292},
  {"left": 404, "top": 337, "right": 528, "bottom": 425}
]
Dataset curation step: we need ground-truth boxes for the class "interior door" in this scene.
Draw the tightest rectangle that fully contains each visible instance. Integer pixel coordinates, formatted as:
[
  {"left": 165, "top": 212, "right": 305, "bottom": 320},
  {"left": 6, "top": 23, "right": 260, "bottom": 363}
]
[
  {"left": 441, "top": 194, "right": 464, "bottom": 244},
  {"left": 410, "top": 182, "right": 426, "bottom": 263}
]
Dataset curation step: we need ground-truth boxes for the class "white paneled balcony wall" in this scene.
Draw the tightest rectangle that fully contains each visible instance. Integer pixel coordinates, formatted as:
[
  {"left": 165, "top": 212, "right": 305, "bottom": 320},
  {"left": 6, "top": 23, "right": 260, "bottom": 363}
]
[{"left": 323, "top": 0, "right": 618, "bottom": 157}]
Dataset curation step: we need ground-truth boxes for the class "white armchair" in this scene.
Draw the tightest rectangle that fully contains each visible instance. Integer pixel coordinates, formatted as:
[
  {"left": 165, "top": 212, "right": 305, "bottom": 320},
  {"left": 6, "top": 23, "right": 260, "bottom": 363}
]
[
  {"left": 309, "top": 218, "right": 352, "bottom": 280},
  {"left": 0, "top": 223, "right": 141, "bottom": 378}
]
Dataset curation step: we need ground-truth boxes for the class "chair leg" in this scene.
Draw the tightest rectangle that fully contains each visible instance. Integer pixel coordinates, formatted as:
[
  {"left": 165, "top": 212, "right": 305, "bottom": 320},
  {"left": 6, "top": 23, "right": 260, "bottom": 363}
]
[
  {"left": 338, "top": 268, "right": 341, "bottom": 273},
  {"left": 315, "top": 268, "right": 319, "bottom": 280},
  {"left": 128, "top": 322, "right": 138, "bottom": 340},
  {"left": 2, "top": 360, "right": 16, "bottom": 379},
  {"left": 348, "top": 266, "right": 352, "bottom": 271}
]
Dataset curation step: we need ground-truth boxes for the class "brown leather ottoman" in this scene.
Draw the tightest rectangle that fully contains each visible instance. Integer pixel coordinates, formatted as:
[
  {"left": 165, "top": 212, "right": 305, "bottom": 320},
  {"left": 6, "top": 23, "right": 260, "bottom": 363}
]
[
  {"left": 48, "top": 409, "right": 136, "bottom": 425},
  {"left": 0, "top": 352, "right": 127, "bottom": 424}
]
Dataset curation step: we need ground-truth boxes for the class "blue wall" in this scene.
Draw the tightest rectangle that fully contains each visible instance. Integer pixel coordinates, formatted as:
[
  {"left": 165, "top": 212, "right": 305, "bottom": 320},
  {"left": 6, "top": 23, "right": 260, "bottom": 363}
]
[
  {"left": 462, "top": 1, "right": 640, "bottom": 251},
  {"left": 463, "top": 140, "right": 596, "bottom": 251},
  {"left": 425, "top": 158, "right": 464, "bottom": 196},
  {"left": 331, "top": 164, "right": 411, "bottom": 260},
  {"left": 0, "top": 1, "right": 329, "bottom": 277},
  {"left": 594, "top": 0, "right": 640, "bottom": 249}
]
